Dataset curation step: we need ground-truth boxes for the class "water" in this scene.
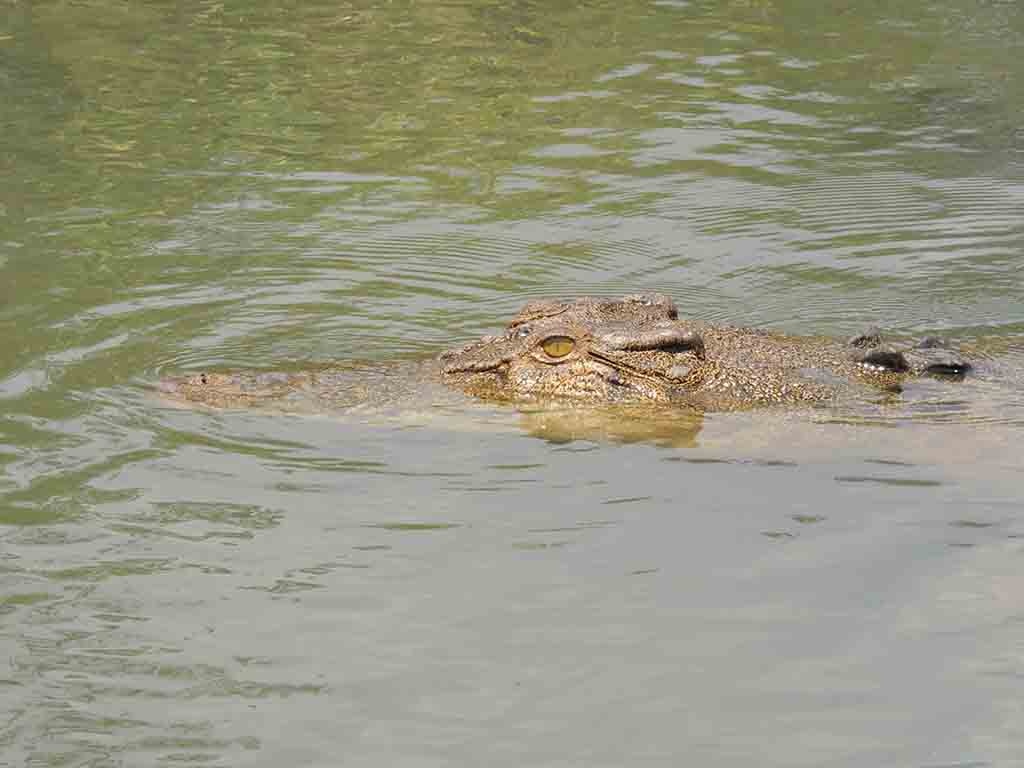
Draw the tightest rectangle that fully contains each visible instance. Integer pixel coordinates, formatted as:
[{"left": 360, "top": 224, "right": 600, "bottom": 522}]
[{"left": 3, "top": 0, "right": 1024, "bottom": 765}]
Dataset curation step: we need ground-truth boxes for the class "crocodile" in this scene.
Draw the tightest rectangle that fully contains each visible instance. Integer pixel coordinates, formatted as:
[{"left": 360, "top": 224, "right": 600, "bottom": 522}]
[{"left": 157, "top": 294, "right": 970, "bottom": 413}]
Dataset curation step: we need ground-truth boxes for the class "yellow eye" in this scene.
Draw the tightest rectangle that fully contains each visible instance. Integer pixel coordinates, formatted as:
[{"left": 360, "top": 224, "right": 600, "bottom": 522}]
[{"left": 541, "top": 336, "right": 575, "bottom": 358}]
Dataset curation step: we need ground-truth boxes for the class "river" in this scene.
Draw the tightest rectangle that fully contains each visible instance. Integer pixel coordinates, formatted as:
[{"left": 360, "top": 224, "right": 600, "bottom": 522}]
[{"left": 3, "top": 1, "right": 1024, "bottom": 765}]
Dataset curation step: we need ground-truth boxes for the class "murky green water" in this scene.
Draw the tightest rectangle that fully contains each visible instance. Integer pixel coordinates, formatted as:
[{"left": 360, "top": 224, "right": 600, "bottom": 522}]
[{"left": 3, "top": 1, "right": 1024, "bottom": 765}]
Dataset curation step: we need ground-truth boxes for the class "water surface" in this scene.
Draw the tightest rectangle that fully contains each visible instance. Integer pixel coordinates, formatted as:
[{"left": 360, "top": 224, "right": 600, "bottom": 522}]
[{"left": 3, "top": 1, "right": 1024, "bottom": 765}]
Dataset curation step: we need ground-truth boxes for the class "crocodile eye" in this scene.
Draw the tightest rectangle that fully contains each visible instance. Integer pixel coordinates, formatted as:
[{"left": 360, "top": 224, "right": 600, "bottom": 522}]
[{"left": 541, "top": 336, "right": 575, "bottom": 358}]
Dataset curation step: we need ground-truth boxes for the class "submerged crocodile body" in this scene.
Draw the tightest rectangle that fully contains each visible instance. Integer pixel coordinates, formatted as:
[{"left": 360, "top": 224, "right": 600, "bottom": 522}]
[{"left": 159, "top": 294, "right": 970, "bottom": 413}]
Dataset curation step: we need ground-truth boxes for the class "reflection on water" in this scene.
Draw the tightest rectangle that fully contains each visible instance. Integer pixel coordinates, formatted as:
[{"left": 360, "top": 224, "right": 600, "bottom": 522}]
[
  {"left": 516, "top": 403, "right": 703, "bottom": 447},
  {"left": 3, "top": 0, "right": 1024, "bottom": 765}
]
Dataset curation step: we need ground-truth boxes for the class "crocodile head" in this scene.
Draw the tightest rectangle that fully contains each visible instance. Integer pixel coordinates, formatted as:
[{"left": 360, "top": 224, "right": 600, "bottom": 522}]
[{"left": 439, "top": 294, "right": 708, "bottom": 404}]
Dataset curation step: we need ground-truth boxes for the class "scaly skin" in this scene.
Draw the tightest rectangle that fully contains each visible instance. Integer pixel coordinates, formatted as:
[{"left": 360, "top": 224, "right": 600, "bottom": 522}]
[{"left": 158, "top": 294, "right": 970, "bottom": 412}]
